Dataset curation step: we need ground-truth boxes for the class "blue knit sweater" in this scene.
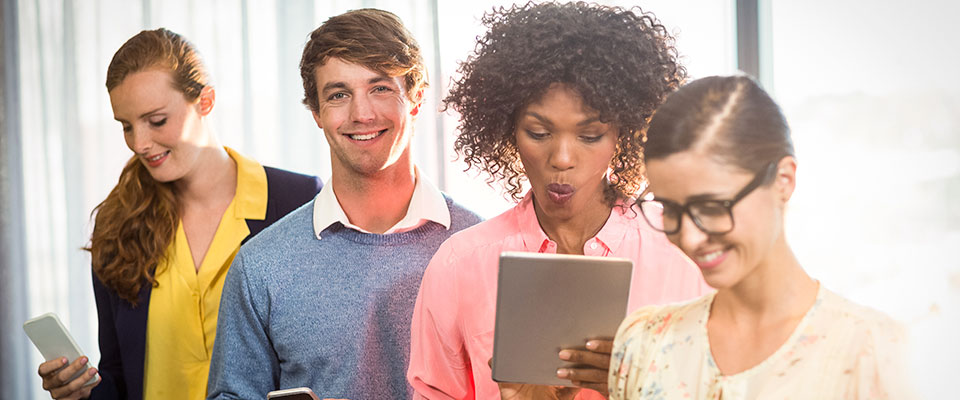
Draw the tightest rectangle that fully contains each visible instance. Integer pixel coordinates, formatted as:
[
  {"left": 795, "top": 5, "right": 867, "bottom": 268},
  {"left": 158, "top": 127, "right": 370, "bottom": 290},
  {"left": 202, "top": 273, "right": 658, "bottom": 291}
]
[{"left": 206, "top": 195, "right": 482, "bottom": 400}]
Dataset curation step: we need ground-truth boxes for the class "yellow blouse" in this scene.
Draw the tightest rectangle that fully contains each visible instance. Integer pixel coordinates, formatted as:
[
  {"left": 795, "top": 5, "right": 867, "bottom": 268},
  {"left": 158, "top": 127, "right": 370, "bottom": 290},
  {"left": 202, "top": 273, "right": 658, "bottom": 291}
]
[{"left": 143, "top": 147, "right": 267, "bottom": 400}]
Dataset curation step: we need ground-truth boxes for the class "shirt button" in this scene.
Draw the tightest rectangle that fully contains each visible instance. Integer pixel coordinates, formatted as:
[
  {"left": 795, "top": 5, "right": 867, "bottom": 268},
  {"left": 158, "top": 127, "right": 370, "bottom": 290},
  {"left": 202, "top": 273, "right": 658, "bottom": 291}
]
[{"left": 590, "top": 242, "right": 598, "bottom": 250}]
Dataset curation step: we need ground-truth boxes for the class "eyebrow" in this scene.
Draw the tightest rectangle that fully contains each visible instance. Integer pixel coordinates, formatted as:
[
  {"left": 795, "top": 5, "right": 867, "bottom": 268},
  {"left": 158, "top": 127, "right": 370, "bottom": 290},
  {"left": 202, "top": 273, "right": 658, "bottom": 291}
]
[
  {"left": 320, "top": 76, "right": 397, "bottom": 95},
  {"left": 524, "top": 112, "right": 602, "bottom": 127},
  {"left": 654, "top": 192, "right": 725, "bottom": 205},
  {"left": 114, "top": 106, "right": 165, "bottom": 123}
]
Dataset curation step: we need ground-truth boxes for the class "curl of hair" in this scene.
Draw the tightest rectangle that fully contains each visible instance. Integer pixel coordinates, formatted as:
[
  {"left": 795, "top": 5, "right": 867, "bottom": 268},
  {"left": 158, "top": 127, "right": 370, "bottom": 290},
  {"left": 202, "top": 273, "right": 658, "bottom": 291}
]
[
  {"left": 89, "top": 28, "right": 207, "bottom": 304},
  {"left": 300, "top": 8, "right": 428, "bottom": 112},
  {"left": 644, "top": 75, "right": 795, "bottom": 175},
  {"left": 445, "top": 1, "right": 686, "bottom": 204},
  {"left": 85, "top": 158, "right": 179, "bottom": 305}
]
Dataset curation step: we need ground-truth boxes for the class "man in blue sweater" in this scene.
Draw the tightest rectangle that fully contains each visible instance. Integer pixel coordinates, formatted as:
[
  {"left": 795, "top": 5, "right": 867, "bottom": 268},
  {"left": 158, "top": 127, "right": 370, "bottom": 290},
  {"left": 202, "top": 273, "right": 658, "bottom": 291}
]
[{"left": 206, "top": 9, "right": 482, "bottom": 400}]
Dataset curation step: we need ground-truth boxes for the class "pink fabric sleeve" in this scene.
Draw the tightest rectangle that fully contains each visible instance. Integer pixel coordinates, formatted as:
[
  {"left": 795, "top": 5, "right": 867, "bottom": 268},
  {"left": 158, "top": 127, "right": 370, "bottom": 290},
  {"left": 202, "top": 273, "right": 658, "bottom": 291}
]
[
  {"left": 628, "top": 226, "right": 711, "bottom": 312},
  {"left": 408, "top": 242, "right": 475, "bottom": 400}
]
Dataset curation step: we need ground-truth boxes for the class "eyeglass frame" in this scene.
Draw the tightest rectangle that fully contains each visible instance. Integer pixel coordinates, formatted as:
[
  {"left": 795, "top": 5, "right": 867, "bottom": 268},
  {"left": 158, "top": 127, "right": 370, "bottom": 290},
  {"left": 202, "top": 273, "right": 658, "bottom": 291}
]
[{"left": 638, "top": 161, "right": 779, "bottom": 235}]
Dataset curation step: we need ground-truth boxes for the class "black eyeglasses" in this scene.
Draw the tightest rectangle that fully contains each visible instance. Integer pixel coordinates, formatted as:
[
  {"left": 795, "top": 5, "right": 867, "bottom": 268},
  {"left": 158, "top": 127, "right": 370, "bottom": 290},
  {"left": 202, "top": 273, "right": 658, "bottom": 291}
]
[{"left": 638, "top": 161, "right": 778, "bottom": 235}]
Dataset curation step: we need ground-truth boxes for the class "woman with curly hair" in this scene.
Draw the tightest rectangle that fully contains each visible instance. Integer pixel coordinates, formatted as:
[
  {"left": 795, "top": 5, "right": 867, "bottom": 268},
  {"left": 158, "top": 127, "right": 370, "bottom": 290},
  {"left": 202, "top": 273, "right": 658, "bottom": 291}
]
[
  {"left": 36, "top": 28, "right": 321, "bottom": 400},
  {"left": 408, "top": 3, "right": 709, "bottom": 399}
]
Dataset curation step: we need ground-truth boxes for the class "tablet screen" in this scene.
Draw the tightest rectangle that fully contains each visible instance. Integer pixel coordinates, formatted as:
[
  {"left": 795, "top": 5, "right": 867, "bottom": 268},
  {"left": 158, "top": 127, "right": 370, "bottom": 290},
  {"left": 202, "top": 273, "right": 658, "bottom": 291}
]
[{"left": 491, "top": 252, "right": 633, "bottom": 386}]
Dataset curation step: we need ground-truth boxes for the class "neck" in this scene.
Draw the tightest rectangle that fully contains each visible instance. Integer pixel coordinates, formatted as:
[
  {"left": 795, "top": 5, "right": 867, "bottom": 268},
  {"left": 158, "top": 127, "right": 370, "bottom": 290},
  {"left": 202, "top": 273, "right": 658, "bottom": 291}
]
[
  {"left": 534, "top": 190, "right": 613, "bottom": 255},
  {"left": 331, "top": 152, "right": 416, "bottom": 234},
  {"left": 711, "top": 233, "right": 817, "bottom": 323},
  {"left": 173, "top": 144, "right": 236, "bottom": 208}
]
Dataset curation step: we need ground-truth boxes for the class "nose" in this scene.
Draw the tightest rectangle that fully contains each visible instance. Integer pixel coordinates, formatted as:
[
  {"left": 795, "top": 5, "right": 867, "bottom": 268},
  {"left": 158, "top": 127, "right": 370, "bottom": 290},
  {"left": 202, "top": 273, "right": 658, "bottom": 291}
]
[
  {"left": 549, "top": 137, "right": 575, "bottom": 171},
  {"left": 349, "top": 93, "right": 375, "bottom": 123},
  {"left": 675, "top": 212, "right": 709, "bottom": 253},
  {"left": 128, "top": 126, "right": 152, "bottom": 154}
]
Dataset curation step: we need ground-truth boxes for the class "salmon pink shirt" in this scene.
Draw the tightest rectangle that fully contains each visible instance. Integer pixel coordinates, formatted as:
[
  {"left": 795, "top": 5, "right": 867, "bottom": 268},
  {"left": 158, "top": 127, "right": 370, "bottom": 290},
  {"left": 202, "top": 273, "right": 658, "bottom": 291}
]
[{"left": 408, "top": 193, "right": 710, "bottom": 399}]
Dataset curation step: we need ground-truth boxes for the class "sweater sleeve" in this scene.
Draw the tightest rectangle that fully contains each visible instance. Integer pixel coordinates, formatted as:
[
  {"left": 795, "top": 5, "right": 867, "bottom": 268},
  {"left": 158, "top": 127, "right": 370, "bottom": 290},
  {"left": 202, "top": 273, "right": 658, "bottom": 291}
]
[
  {"left": 206, "top": 251, "right": 279, "bottom": 399},
  {"left": 407, "top": 242, "right": 473, "bottom": 400}
]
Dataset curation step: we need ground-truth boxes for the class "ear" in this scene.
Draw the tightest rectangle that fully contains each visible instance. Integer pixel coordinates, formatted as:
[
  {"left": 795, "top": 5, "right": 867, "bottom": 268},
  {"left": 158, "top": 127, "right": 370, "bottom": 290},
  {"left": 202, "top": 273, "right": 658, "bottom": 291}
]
[
  {"left": 197, "top": 86, "right": 215, "bottom": 116},
  {"left": 408, "top": 88, "right": 424, "bottom": 117},
  {"left": 774, "top": 156, "right": 798, "bottom": 204},
  {"left": 311, "top": 109, "right": 324, "bottom": 130}
]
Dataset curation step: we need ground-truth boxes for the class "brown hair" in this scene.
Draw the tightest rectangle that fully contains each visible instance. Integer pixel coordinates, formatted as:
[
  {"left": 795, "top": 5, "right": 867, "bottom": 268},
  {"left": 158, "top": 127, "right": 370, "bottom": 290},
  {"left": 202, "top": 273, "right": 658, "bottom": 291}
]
[
  {"left": 644, "top": 75, "right": 794, "bottom": 175},
  {"left": 87, "top": 28, "right": 209, "bottom": 305},
  {"left": 299, "top": 8, "right": 428, "bottom": 112},
  {"left": 444, "top": 2, "right": 685, "bottom": 204}
]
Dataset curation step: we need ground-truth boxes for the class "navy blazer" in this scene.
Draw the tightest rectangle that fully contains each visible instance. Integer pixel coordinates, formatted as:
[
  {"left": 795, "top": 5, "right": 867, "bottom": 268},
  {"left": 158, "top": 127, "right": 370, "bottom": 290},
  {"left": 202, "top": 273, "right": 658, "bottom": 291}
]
[{"left": 89, "top": 166, "right": 322, "bottom": 400}]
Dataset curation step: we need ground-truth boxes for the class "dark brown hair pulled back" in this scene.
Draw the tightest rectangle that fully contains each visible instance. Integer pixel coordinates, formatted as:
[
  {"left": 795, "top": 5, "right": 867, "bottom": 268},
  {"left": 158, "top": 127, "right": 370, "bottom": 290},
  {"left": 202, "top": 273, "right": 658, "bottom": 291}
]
[
  {"left": 88, "top": 28, "right": 209, "bottom": 305},
  {"left": 644, "top": 75, "right": 794, "bottom": 175}
]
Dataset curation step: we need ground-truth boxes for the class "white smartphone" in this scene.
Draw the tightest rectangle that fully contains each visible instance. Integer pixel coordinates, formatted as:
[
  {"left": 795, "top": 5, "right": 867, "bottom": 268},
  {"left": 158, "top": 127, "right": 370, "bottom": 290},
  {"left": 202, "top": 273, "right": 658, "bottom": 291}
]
[
  {"left": 266, "top": 387, "right": 320, "bottom": 400},
  {"left": 22, "top": 312, "right": 99, "bottom": 386}
]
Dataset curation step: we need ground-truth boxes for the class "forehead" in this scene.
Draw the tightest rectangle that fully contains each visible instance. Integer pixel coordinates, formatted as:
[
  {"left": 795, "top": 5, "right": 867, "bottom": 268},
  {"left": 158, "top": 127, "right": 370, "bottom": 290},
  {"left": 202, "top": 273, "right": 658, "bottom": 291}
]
[
  {"left": 645, "top": 151, "right": 750, "bottom": 199},
  {"left": 314, "top": 57, "right": 402, "bottom": 88},
  {"left": 108, "top": 69, "right": 181, "bottom": 118},
  {"left": 520, "top": 83, "right": 606, "bottom": 126},
  {"left": 524, "top": 84, "right": 593, "bottom": 114}
]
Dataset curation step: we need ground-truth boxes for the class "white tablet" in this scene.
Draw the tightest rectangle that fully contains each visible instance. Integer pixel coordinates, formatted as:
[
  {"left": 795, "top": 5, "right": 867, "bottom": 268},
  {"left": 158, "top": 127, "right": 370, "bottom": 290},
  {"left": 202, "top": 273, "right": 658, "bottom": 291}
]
[{"left": 491, "top": 252, "right": 633, "bottom": 386}]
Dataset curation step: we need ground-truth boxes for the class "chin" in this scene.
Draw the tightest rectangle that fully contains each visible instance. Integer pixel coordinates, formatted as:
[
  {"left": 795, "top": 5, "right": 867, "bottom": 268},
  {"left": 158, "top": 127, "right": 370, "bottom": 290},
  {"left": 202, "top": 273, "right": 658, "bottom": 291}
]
[{"left": 699, "top": 267, "right": 740, "bottom": 291}]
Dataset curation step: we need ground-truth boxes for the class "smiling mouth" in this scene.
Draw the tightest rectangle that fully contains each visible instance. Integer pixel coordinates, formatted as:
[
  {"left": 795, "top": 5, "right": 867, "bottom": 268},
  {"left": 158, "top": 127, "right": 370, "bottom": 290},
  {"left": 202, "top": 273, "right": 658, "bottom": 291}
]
[
  {"left": 346, "top": 129, "right": 387, "bottom": 141},
  {"left": 693, "top": 248, "right": 728, "bottom": 269},
  {"left": 143, "top": 150, "right": 170, "bottom": 166}
]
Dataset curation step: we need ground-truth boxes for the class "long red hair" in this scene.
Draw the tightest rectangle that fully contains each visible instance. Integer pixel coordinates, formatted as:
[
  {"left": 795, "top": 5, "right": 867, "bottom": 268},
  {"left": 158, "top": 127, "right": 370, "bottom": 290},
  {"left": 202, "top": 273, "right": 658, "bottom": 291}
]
[{"left": 86, "top": 28, "right": 209, "bottom": 305}]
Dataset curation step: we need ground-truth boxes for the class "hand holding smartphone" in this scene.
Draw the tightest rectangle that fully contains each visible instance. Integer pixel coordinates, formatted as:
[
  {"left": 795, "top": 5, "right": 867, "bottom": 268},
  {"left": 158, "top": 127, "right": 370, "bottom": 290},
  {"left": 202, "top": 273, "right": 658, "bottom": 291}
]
[
  {"left": 266, "top": 387, "right": 320, "bottom": 400},
  {"left": 24, "top": 312, "right": 100, "bottom": 395}
]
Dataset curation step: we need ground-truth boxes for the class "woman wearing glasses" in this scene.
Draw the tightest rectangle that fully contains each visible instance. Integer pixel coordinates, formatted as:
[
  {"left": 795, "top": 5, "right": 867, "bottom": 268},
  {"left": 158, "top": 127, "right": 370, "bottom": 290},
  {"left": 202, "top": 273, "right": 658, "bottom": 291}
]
[
  {"left": 407, "top": 3, "right": 709, "bottom": 399},
  {"left": 609, "top": 76, "right": 912, "bottom": 399}
]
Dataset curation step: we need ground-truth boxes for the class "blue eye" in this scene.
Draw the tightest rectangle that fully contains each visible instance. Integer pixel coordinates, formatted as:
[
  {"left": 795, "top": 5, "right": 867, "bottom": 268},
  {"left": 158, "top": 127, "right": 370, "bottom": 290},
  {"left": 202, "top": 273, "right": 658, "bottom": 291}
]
[
  {"left": 373, "top": 86, "right": 391, "bottom": 93},
  {"left": 328, "top": 92, "right": 347, "bottom": 101}
]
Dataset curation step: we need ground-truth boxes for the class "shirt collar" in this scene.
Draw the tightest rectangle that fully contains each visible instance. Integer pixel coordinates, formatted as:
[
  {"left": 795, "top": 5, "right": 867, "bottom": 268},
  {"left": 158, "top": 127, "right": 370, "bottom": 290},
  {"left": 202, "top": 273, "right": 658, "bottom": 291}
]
[
  {"left": 515, "top": 191, "right": 630, "bottom": 256},
  {"left": 312, "top": 167, "right": 450, "bottom": 239},
  {"left": 225, "top": 146, "right": 268, "bottom": 221}
]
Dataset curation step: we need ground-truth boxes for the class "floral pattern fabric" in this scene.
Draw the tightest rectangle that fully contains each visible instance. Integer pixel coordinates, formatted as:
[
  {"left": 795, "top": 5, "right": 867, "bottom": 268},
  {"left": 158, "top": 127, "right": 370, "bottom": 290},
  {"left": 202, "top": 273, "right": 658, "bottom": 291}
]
[{"left": 609, "top": 285, "right": 913, "bottom": 400}]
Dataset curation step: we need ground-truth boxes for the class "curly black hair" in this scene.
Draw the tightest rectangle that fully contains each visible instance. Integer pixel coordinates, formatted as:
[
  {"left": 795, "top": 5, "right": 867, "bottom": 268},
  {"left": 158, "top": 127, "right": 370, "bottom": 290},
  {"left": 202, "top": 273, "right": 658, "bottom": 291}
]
[{"left": 445, "top": 1, "right": 686, "bottom": 203}]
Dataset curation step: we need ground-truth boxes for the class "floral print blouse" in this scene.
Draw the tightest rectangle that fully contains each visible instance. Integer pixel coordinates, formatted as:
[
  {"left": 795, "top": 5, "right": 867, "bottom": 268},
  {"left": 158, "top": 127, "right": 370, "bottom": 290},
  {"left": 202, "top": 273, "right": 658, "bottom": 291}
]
[{"left": 609, "top": 285, "right": 913, "bottom": 399}]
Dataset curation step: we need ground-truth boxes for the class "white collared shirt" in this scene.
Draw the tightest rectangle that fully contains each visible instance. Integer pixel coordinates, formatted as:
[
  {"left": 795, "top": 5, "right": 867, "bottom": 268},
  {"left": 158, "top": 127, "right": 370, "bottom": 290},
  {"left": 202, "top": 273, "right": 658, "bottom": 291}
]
[{"left": 312, "top": 168, "right": 451, "bottom": 240}]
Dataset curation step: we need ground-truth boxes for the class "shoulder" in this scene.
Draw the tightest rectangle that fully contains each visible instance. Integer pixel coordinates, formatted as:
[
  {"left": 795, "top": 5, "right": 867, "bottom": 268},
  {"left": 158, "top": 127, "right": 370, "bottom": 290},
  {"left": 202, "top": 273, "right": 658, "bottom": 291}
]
[
  {"left": 420, "top": 205, "right": 519, "bottom": 287},
  {"left": 438, "top": 205, "right": 517, "bottom": 258},
  {"left": 262, "top": 166, "right": 323, "bottom": 203},
  {"left": 238, "top": 200, "right": 316, "bottom": 264},
  {"left": 617, "top": 293, "right": 709, "bottom": 342},
  {"left": 818, "top": 289, "right": 903, "bottom": 334},
  {"left": 441, "top": 193, "right": 484, "bottom": 230},
  {"left": 816, "top": 289, "right": 907, "bottom": 347},
  {"left": 815, "top": 289, "right": 915, "bottom": 398}
]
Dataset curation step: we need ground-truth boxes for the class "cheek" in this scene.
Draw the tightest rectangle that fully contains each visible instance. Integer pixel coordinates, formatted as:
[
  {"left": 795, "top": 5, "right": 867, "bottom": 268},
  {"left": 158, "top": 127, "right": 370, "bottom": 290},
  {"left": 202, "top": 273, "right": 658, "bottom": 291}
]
[
  {"left": 515, "top": 138, "right": 544, "bottom": 174},
  {"left": 376, "top": 96, "right": 408, "bottom": 121},
  {"left": 731, "top": 201, "right": 779, "bottom": 255},
  {"left": 317, "top": 106, "right": 344, "bottom": 131},
  {"left": 123, "top": 133, "right": 135, "bottom": 152}
]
